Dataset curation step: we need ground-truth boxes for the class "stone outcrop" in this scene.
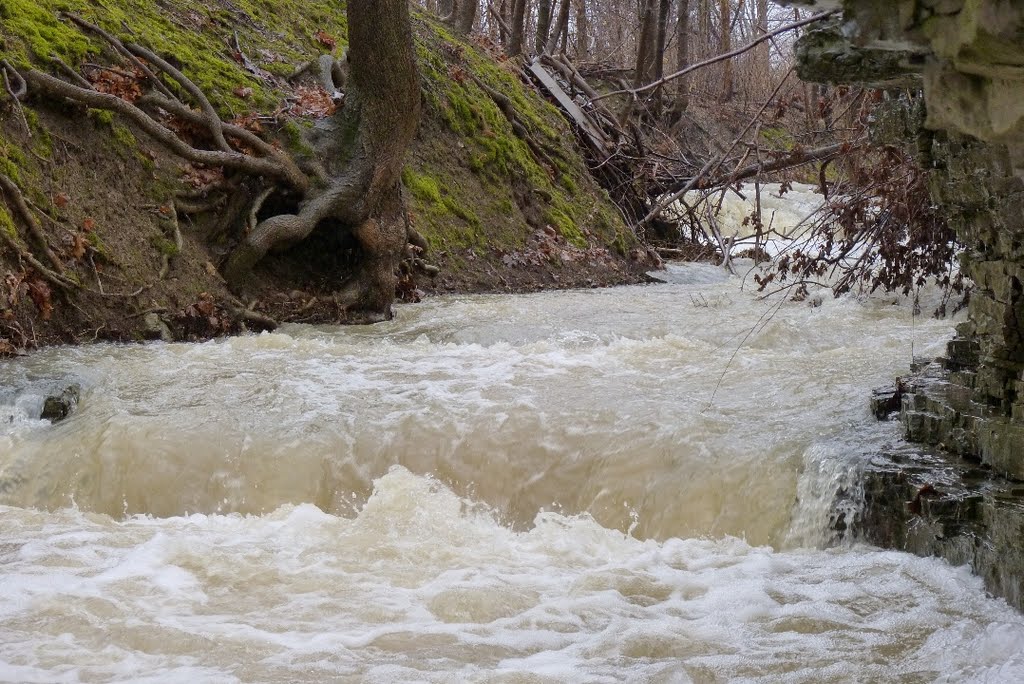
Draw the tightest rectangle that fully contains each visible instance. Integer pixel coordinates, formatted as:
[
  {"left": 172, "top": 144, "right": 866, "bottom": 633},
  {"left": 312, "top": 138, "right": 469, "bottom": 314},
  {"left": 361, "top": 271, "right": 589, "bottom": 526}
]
[{"left": 787, "top": 0, "right": 1024, "bottom": 607}]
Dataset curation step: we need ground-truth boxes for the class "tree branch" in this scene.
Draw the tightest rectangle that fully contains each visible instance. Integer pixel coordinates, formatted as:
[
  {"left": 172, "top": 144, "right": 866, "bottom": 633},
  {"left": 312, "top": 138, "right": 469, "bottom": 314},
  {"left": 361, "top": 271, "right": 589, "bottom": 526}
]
[{"left": 594, "top": 10, "right": 837, "bottom": 102}]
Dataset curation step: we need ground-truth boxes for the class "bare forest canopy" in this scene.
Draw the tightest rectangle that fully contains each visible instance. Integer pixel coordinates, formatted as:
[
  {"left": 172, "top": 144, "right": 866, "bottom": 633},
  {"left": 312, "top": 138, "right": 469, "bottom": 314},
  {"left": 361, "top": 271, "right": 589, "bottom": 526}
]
[{"left": 0, "top": 0, "right": 964, "bottom": 350}]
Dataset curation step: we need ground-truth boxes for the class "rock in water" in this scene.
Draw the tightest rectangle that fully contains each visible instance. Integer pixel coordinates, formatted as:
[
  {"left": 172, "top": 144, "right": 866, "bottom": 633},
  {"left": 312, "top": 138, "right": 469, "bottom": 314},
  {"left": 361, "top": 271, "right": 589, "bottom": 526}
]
[{"left": 40, "top": 385, "right": 81, "bottom": 423}]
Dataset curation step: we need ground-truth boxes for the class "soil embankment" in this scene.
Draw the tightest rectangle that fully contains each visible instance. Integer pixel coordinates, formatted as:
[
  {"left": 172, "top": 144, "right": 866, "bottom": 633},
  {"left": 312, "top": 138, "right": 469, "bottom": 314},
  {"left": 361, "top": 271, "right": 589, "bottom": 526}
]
[{"left": 0, "top": 2, "right": 656, "bottom": 350}]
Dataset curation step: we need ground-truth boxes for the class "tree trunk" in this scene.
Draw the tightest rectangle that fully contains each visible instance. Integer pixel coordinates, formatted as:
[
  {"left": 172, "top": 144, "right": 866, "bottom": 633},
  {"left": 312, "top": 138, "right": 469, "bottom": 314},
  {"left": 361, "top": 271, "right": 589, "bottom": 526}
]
[
  {"left": 755, "top": 0, "right": 769, "bottom": 72},
  {"left": 575, "top": 0, "right": 589, "bottom": 60},
  {"left": 633, "top": 0, "right": 658, "bottom": 87},
  {"left": 509, "top": 0, "right": 528, "bottom": 56},
  {"left": 225, "top": 0, "right": 421, "bottom": 320},
  {"left": 439, "top": 0, "right": 455, "bottom": 18},
  {"left": 650, "top": 0, "right": 671, "bottom": 110},
  {"left": 457, "top": 0, "right": 478, "bottom": 33},
  {"left": 674, "top": 0, "right": 691, "bottom": 111},
  {"left": 535, "top": 0, "right": 553, "bottom": 55},
  {"left": 544, "top": 0, "right": 571, "bottom": 55},
  {"left": 719, "top": 0, "right": 733, "bottom": 101}
]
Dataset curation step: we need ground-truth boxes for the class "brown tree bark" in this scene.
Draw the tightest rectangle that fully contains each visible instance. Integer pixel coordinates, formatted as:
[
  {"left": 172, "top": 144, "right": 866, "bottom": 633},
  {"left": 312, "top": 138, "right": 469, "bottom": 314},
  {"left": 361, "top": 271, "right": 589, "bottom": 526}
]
[
  {"left": 650, "top": 0, "right": 671, "bottom": 110},
  {"left": 633, "top": 0, "right": 659, "bottom": 87},
  {"left": 719, "top": 0, "right": 733, "bottom": 101},
  {"left": 535, "top": 0, "right": 553, "bottom": 55},
  {"left": 543, "top": 0, "right": 572, "bottom": 55},
  {"left": 755, "top": 0, "right": 769, "bottom": 71},
  {"left": 575, "top": 0, "right": 588, "bottom": 59},
  {"left": 674, "top": 0, "right": 691, "bottom": 111},
  {"left": 508, "top": 0, "right": 528, "bottom": 56},
  {"left": 224, "top": 0, "right": 422, "bottom": 320},
  {"left": 456, "top": 0, "right": 478, "bottom": 34}
]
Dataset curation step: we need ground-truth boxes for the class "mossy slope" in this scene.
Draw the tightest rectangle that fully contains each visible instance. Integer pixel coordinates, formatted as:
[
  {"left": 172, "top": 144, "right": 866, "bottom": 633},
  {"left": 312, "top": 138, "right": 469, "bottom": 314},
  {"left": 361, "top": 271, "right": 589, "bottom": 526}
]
[{"left": 0, "top": 0, "right": 643, "bottom": 345}]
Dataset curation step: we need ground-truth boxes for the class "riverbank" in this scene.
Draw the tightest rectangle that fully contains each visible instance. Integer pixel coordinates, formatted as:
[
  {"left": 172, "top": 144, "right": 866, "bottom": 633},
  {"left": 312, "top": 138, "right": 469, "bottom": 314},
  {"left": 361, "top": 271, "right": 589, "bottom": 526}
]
[{"left": 0, "top": 3, "right": 657, "bottom": 352}]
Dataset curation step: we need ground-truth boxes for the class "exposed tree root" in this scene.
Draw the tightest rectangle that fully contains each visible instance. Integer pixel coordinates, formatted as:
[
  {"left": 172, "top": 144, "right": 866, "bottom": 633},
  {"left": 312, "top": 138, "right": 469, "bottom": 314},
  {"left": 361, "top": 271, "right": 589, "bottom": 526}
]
[
  {"left": 3, "top": 5, "right": 430, "bottom": 322},
  {"left": 0, "top": 173, "right": 66, "bottom": 274}
]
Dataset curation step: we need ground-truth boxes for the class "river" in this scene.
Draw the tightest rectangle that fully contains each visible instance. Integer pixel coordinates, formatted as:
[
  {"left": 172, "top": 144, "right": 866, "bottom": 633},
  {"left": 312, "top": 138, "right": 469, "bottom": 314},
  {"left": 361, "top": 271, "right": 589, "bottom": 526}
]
[{"left": 1, "top": 262, "right": 1022, "bottom": 682}]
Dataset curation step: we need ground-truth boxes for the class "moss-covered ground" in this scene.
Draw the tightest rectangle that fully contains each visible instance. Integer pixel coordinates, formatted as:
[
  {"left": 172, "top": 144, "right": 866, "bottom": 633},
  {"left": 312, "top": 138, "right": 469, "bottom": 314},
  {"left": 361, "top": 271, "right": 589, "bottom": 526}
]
[{"left": 0, "top": 0, "right": 647, "bottom": 347}]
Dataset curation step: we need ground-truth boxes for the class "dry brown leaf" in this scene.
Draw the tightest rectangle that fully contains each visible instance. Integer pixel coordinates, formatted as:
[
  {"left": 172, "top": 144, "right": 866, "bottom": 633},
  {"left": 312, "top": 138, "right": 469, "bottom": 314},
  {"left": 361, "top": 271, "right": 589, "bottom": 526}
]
[
  {"left": 71, "top": 233, "right": 88, "bottom": 261},
  {"left": 27, "top": 279, "right": 53, "bottom": 320},
  {"left": 315, "top": 29, "right": 337, "bottom": 49}
]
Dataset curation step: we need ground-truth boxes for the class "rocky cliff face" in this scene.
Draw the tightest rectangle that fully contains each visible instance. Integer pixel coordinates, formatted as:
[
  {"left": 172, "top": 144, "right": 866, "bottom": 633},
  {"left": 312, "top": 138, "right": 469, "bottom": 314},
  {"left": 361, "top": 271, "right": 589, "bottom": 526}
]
[{"left": 786, "top": 0, "right": 1024, "bottom": 607}]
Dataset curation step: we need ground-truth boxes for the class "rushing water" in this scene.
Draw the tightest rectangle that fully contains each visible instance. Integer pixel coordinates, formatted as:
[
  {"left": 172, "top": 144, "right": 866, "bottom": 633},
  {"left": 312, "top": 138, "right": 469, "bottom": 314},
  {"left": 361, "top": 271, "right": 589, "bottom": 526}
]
[{"left": 2, "top": 263, "right": 1023, "bottom": 683}]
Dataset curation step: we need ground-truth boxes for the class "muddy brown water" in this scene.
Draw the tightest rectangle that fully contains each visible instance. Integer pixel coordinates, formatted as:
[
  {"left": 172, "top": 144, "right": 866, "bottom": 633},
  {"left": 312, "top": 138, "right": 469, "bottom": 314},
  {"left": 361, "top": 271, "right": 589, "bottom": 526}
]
[{"left": 1, "top": 263, "right": 1022, "bottom": 682}]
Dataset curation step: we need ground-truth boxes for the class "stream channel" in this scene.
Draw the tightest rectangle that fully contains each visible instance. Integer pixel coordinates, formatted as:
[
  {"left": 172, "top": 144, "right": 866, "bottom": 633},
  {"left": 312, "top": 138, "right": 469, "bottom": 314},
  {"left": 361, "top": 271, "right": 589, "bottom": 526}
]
[{"left": 1, "top": 261, "right": 1023, "bottom": 682}]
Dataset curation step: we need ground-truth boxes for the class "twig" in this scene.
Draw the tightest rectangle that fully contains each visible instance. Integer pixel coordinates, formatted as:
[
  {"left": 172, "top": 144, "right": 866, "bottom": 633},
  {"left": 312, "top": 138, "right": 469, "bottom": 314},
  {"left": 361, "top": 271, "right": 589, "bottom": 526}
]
[{"left": 50, "top": 57, "right": 94, "bottom": 89}]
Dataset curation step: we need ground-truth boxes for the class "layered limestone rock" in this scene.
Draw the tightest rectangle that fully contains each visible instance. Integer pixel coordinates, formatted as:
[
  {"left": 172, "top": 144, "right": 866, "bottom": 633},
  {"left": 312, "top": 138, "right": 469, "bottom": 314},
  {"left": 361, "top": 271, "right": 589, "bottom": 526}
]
[{"left": 787, "top": 0, "right": 1024, "bottom": 607}]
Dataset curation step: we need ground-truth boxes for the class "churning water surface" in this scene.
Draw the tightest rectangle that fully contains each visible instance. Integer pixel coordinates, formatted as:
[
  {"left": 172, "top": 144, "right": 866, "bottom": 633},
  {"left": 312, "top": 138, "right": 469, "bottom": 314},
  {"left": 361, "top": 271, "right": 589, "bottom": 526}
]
[{"left": 1, "top": 262, "right": 1022, "bottom": 682}]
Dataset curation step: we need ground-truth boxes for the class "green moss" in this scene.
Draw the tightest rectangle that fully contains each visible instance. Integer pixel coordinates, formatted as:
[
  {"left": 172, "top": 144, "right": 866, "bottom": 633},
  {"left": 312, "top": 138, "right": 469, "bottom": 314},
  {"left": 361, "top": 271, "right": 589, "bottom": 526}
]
[
  {"left": 760, "top": 126, "right": 795, "bottom": 151},
  {"left": 112, "top": 123, "right": 137, "bottom": 149},
  {"left": 280, "top": 119, "right": 315, "bottom": 157},
  {"left": 87, "top": 109, "right": 115, "bottom": 127},
  {"left": 0, "top": 154, "right": 22, "bottom": 185},
  {"left": 85, "top": 229, "right": 109, "bottom": 258},
  {"left": 0, "top": 0, "right": 354, "bottom": 114},
  {"left": 545, "top": 205, "right": 586, "bottom": 248},
  {"left": 150, "top": 234, "right": 180, "bottom": 256},
  {"left": 0, "top": 205, "right": 16, "bottom": 239},
  {"left": 404, "top": 168, "right": 442, "bottom": 204}
]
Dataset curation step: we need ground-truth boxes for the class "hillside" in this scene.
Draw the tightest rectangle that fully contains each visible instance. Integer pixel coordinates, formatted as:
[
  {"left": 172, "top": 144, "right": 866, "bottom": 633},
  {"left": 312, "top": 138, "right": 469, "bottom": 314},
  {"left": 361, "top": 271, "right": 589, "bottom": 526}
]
[{"left": 0, "top": 0, "right": 653, "bottom": 348}]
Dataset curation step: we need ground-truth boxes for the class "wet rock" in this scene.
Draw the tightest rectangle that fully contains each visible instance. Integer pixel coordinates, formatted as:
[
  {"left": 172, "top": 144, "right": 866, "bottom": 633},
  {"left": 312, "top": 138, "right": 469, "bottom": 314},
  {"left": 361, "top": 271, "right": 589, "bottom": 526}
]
[
  {"left": 40, "top": 385, "right": 80, "bottom": 424},
  {"left": 142, "top": 312, "right": 173, "bottom": 342},
  {"left": 852, "top": 443, "right": 1024, "bottom": 611},
  {"left": 869, "top": 385, "right": 902, "bottom": 420}
]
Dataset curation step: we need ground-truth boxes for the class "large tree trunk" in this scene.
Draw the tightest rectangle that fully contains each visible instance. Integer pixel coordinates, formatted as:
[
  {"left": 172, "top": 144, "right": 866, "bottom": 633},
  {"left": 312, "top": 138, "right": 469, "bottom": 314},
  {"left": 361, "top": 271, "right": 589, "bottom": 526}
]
[
  {"left": 719, "top": 0, "right": 733, "bottom": 101},
  {"left": 508, "top": 0, "right": 528, "bottom": 56},
  {"left": 456, "top": 0, "right": 478, "bottom": 34},
  {"left": 633, "top": 0, "right": 659, "bottom": 87},
  {"left": 575, "top": 0, "right": 589, "bottom": 60},
  {"left": 224, "top": 0, "right": 421, "bottom": 320},
  {"left": 535, "top": 0, "right": 553, "bottom": 55},
  {"left": 650, "top": 0, "right": 671, "bottom": 111},
  {"left": 674, "top": 0, "right": 691, "bottom": 112}
]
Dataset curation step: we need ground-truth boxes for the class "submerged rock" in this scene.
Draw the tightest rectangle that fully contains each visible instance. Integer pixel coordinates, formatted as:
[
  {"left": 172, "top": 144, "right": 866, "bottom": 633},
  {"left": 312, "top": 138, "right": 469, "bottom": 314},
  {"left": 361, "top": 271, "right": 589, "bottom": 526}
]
[{"left": 40, "top": 385, "right": 80, "bottom": 423}]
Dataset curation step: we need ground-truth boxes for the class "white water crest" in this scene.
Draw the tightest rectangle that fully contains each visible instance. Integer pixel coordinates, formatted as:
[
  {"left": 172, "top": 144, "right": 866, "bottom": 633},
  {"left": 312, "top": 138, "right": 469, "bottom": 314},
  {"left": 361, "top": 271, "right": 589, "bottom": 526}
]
[
  {"left": 683, "top": 182, "right": 826, "bottom": 241},
  {"left": 1, "top": 263, "right": 1022, "bottom": 681}
]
